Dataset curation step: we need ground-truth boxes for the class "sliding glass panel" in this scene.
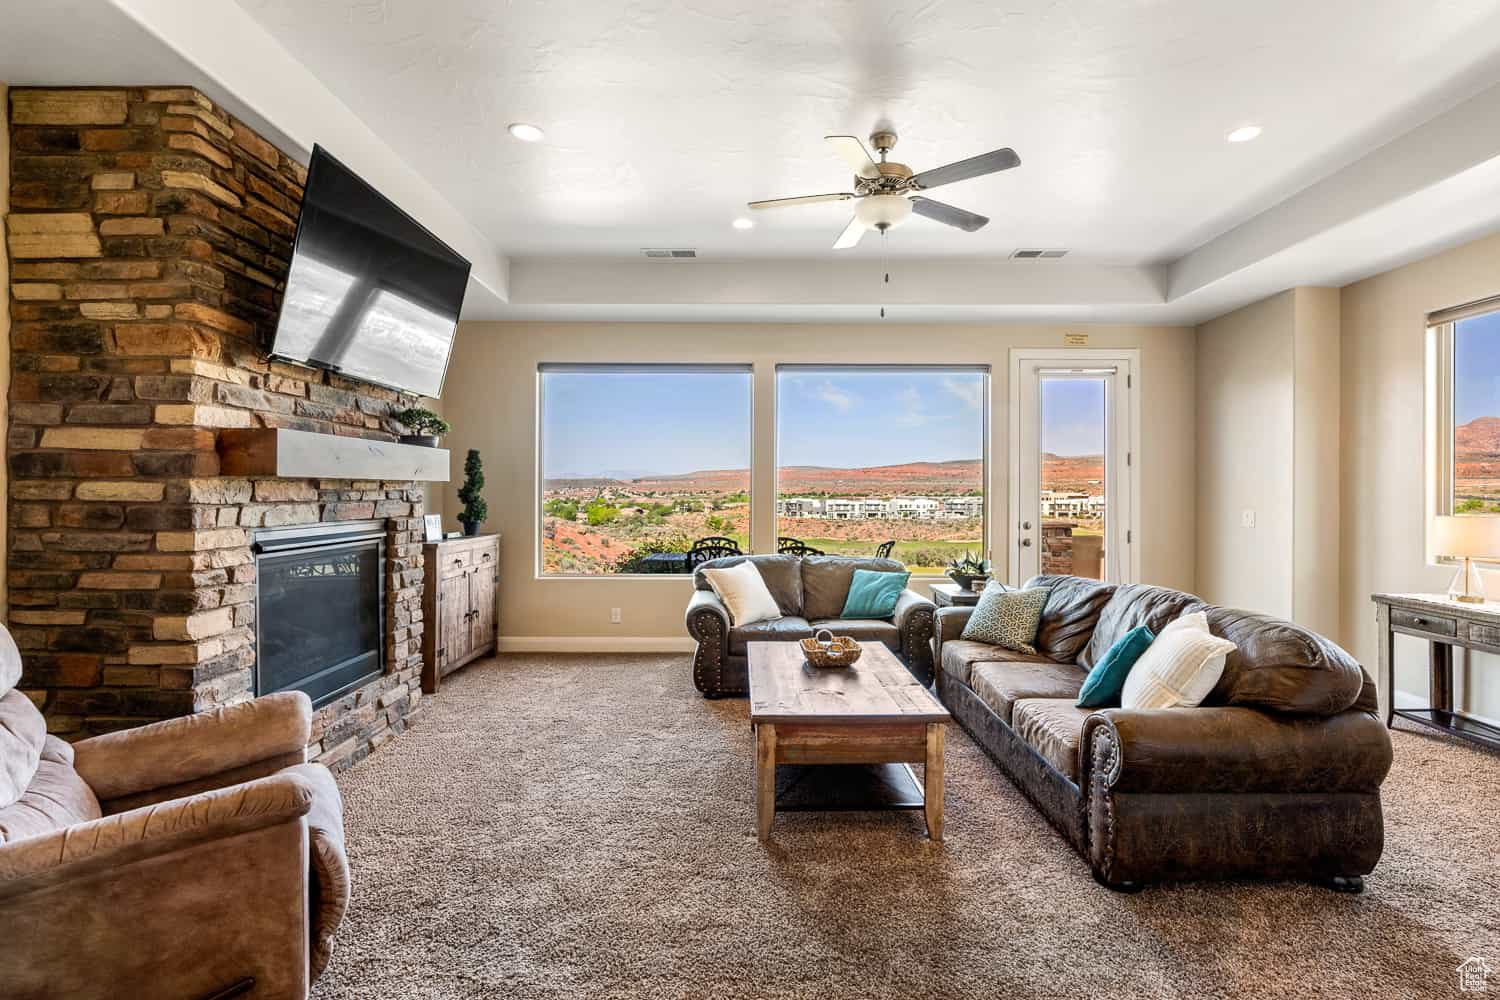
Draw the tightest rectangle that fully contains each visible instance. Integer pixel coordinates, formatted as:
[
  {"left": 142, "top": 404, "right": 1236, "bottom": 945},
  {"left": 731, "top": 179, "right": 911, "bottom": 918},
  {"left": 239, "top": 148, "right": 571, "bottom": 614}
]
[
  {"left": 1453, "top": 309, "right": 1500, "bottom": 513},
  {"left": 539, "top": 366, "right": 752, "bottom": 575},
  {"left": 775, "top": 367, "right": 987, "bottom": 574}
]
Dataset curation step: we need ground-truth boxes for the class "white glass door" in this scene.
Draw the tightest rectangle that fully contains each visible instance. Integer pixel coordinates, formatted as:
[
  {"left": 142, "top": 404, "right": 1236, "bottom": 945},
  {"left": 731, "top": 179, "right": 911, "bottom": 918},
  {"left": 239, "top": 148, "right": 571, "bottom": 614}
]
[{"left": 1010, "top": 352, "right": 1137, "bottom": 585}]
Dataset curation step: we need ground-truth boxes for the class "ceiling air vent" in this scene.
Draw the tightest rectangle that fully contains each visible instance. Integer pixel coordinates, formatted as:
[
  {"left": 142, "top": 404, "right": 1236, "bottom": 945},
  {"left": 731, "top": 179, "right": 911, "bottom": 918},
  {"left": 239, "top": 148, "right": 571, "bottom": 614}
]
[
  {"left": 1010, "top": 248, "right": 1069, "bottom": 259},
  {"left": 642, "top": 248, "right": 697, "bottom": 259}
]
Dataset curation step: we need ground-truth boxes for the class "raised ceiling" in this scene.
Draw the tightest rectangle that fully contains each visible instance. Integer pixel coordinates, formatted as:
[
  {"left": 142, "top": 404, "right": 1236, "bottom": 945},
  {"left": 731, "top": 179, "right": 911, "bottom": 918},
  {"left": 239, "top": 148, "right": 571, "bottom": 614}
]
[{"left": 235, "top": 0, "right": 1500, "bottom": 262}]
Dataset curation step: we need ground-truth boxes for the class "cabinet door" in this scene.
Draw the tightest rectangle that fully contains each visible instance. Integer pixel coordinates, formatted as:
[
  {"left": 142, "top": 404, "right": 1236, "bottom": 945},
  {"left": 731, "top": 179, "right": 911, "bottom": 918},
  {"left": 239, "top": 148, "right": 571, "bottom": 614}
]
[
  {"left": 439, "top": 570, "right": 472, "bottom": 669},
  {"left": 470, "top": 561, "right": 496, "bottom": 651}
]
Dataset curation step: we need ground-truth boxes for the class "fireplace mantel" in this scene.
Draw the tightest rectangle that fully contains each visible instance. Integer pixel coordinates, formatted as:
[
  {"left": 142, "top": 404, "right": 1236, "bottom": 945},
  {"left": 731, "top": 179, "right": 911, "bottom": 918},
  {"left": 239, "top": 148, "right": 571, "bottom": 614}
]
[{"left": 218, "top": 428, "right": 451, "bottom": 482}]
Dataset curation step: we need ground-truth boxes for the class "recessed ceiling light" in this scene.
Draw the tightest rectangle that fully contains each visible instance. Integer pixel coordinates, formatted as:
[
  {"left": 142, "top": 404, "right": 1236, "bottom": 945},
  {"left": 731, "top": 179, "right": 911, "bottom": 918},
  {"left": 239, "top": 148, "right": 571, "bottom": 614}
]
[
  {"left": 731, "top": 217, "right": 754, "bottom": 230},
  {"left": 508, "top": 122, "right": 544, "bottom": 143},
  {"left": 1226, "top": 124, "right": 1262, "bottom": 143}
]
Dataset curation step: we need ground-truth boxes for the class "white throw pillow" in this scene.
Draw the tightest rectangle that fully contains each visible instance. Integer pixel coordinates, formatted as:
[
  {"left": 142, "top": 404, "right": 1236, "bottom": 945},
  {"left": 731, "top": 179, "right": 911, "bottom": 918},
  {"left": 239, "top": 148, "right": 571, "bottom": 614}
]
[
  {"left": 0, "top": 624, "right": 20, "bottom": 697},
  {"left": 1120, "top": 611, "right": 1235, "bottom": 710},
  {"left": 702, "top": 561, "right": 783, "bottom": 627}
]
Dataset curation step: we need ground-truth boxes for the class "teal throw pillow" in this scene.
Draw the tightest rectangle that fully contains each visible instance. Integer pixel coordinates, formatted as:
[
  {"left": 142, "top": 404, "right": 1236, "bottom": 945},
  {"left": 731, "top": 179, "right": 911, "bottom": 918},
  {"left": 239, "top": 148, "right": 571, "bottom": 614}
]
[
  {"left": 961, "top": 584, "right": 1051, "bottom": 654},
  {"left": 1076, "top": 626, "right": 1155, "bottom": 708},
  {"left": 841, "top": 569, "right": 911, "bottom": 619}
]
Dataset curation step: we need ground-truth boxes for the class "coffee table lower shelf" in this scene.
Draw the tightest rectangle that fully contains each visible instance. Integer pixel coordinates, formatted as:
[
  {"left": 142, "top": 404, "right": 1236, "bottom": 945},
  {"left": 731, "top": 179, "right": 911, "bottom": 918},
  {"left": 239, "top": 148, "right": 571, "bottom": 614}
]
[{"left": 773, "top": 762, "right": 926, "bottom": 811}]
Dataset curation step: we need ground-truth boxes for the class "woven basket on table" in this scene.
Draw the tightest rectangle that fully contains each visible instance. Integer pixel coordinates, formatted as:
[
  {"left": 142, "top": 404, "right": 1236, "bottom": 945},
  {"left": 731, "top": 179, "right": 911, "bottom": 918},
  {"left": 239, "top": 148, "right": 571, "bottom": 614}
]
[{"left": 799, "top": 632, "right": 862, "bottom": 668}]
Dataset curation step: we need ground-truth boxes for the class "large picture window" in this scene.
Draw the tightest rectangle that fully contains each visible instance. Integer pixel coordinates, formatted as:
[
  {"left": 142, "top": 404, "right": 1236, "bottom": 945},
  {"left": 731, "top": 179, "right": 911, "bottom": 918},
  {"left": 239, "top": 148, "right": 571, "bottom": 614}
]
[
  {"left": 775, "top": 366, "right": 987, "bottom": 574},
  {"left": 539, "top": 365, "right": 752, "bottom": 575}
]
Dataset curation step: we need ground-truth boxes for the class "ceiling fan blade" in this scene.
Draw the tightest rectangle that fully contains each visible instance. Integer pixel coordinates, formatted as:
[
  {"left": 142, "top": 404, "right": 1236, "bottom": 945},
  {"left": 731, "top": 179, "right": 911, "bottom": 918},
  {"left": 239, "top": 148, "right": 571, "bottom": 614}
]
[
  {"left": 832, "top": 216, "right": 865, "bottom": 250},
  {"left": 909, "top": 196, "right": 989, "bottom": 232},
  {"left": 911, "top": 147, "right": 1020, "bottom": 190},
  {"left": 747, "top": 192, "right": 855, "bottom": 210},
  {"left": 825, "top": 135, "right": 881, "bottom": 180}
]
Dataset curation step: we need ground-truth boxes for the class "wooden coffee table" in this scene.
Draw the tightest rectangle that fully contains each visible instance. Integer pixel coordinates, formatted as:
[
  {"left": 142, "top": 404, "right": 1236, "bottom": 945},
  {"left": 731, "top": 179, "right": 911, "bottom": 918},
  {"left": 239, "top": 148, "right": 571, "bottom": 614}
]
[{"left": 747, "top": 640, "right": 951, "bottom": 841}]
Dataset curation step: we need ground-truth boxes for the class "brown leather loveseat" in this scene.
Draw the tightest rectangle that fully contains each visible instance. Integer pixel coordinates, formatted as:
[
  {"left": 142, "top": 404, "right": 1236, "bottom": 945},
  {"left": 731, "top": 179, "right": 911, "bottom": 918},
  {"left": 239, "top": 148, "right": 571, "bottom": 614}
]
[
  {"left": 686, "top": 553, "right": 937, "bottom": 696},
  {"left": 0, "top": 678, "right": 348, "bottom": 1000},
  {"left": 936, "top": 575, "right": 1393, "bottom": 890}
]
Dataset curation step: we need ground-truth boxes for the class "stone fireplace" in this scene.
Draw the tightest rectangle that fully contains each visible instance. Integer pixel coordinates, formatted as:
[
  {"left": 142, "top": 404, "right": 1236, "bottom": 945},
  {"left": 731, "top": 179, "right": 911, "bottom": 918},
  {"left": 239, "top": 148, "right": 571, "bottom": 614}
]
[{"left": 5, "top": 87, "right": 437, "bottom": 771}]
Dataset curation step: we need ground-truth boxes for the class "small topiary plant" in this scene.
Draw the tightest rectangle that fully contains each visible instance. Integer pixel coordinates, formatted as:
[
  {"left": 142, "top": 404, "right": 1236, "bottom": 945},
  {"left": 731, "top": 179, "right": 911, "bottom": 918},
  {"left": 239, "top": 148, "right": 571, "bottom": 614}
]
[
  {"left": 392, "top": 406, "right": 451, "bottom": 438},
  {"left": 458, "top": 448, "right": 488, "bottom": 534}
]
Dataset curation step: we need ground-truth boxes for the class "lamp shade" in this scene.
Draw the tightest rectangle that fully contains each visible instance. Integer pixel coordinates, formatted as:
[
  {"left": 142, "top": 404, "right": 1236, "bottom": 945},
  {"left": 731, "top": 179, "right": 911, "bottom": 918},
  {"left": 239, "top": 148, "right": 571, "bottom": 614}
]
[{"left": 1433, "top": 515, "right": 1500, "bottom": 559}]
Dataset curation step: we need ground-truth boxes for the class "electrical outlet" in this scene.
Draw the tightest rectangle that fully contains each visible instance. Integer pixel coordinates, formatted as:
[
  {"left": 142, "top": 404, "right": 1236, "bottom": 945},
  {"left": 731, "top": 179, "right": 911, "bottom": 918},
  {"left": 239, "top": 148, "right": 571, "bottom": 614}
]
[
  {"left": 610, "top": 608, "right": 622, "bottom": 624},
  {"left": 1240, "top": 509, "right": 1256, "bottom": 528}
]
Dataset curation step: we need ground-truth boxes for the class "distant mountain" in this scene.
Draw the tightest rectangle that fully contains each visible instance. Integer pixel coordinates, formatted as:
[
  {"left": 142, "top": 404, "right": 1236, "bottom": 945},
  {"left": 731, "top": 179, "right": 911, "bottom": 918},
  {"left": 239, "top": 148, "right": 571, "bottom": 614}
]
[{"left": 1457, "top": 416, "right": 1500, "bottom": 454}]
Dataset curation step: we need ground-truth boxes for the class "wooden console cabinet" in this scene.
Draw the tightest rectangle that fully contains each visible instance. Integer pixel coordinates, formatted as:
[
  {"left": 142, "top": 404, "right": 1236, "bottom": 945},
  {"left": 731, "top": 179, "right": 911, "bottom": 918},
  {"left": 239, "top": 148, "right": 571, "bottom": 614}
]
[{"left": 422, "top": 534, "right": 499, "bottom": 694}]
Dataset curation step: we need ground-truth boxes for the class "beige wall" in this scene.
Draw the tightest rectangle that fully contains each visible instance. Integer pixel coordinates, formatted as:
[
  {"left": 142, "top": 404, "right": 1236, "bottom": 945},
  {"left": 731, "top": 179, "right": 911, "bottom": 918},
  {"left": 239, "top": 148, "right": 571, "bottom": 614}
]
[
  {"left": 1194, "top": 287, "right": 1340, "bottom": 635},
  {"left": 1340, "top": 230, "right": 1500, "bottom": 720},
  {"left": 439, "top": 321, "right": 1197, "bottom": 643}
]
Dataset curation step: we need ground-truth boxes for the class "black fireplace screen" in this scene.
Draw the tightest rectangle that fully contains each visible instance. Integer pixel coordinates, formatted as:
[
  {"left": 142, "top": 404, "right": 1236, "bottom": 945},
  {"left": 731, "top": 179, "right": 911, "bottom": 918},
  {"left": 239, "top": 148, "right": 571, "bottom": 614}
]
[{"left": 254, "top": 521, "right": 385, "bottom": 707}]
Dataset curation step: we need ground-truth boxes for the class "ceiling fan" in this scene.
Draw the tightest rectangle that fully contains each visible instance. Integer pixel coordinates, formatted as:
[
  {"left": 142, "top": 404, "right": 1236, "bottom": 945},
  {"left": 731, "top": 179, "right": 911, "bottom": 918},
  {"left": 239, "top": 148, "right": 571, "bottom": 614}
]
[{"left": 748, "top": 129, "right": 1020, "bottom": 249}]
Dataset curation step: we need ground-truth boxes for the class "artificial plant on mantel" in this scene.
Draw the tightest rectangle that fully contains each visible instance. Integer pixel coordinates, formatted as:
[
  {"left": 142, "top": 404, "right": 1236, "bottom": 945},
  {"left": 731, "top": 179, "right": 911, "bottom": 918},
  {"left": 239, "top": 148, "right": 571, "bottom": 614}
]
[{"left": 458, "top": 449, "right": 489, "bottom": 536}]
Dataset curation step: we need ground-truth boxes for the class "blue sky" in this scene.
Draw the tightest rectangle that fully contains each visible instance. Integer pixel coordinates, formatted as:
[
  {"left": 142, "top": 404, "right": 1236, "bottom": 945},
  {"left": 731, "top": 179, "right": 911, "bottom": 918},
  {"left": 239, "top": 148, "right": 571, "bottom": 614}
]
[
  {"left": 543, "top": 368, "right": 1106, "bottom": 478},
  {"left": 1455, "top": 311, "right": 1500, "bottom": 424},
  {"left": 1040, "top": 379, "right": 1106, "bottom": 456}
]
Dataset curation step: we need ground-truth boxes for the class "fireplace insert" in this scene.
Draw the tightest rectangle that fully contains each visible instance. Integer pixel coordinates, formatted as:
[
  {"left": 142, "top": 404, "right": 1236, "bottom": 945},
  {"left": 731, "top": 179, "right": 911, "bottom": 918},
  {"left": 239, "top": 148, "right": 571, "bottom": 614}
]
[{"left": 253, "top": 520, "right": 386, "bottom": 707}]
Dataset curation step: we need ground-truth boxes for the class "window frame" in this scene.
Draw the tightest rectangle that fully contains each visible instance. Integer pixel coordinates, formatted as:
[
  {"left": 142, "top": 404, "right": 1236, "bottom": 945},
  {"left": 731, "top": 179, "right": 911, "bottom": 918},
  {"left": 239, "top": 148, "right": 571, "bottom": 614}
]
[
  {"left": 1426, "top": 295, "right": 1500, "bottom": 566},
  {"left": 771, "top": 363, "right": 991, "bottom": 579},
  {"left": 535, "top": 362, "right": 755, "bottom": 579}
]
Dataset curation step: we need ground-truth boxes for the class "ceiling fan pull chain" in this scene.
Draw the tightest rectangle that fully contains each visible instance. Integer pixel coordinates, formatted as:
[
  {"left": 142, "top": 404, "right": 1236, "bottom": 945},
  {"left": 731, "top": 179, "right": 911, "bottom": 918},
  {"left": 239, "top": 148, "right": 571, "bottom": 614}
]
[{"left": 880, "top": 230, "right": 889, "bottom": 318}]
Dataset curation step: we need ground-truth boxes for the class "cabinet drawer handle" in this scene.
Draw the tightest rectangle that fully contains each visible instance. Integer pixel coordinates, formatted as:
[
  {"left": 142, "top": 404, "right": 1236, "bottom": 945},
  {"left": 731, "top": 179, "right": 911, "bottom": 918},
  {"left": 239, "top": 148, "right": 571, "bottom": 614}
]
[
  {"left": 481, "top": 553, "right": 492, "bottom": 561},
  {"left": 453, "top": 558, "right": 463, "bottom": 566},
  {"left": 1412, "top": 617, "right": 1426, "bottom": 626}
]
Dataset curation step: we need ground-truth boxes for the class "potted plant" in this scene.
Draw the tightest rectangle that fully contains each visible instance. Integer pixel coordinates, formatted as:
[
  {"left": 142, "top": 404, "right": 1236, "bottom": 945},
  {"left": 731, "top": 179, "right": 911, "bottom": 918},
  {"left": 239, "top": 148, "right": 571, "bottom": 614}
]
[
  {"left": 392, "top": 406, "right": 451, "bottom": 448},
  {"left": 457, "top": 448, "right": 488, "bottom": 537},
  {"left": 946, "top": 551, "right": 992, "bottom": 592}
]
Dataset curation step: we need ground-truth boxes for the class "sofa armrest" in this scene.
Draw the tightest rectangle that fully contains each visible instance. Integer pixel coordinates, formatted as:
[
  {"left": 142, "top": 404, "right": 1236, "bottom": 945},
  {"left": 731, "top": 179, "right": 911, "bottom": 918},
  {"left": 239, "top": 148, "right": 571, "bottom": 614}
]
[
  {"left": 932, "top": 605, "right": 975, "bottom": 668},
  {"left": 1082, "top": 706, "right": 1393, "bottom": 795},
  {"left": 686, "top": 589, "right": 733, "bottom": 696},
  {"left": 892, "top": 589, "right": 935, "bottom": 630},
  {"left": 0, "top": 766, "right": 317, "bottom": 897},
  {"left": 73, "top": 691, "right": 311, "bottom": 805}
]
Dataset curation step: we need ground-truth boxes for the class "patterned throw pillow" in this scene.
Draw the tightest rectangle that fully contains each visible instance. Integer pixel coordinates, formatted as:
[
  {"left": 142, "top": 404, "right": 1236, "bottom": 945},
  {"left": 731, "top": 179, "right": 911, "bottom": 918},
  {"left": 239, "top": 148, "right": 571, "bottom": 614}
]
[{"left": 961, "top": 583, "right": 1051, "bottom": 654}]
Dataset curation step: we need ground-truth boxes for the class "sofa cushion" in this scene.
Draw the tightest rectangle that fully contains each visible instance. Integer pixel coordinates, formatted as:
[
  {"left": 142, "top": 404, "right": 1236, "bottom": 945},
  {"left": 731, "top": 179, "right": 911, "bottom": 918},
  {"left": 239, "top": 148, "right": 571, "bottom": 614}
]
[
  {"left": 694, "top": 554, "right": 804, "bottom": 616},
  {"left": 0, "top": 689, "right": 48, "bottom": 811},
  {"left": 810, "top": 618, "right": 900, "bottom": 652},
  {"left": 1012, "top": 698, "right": 1094, "bottom": 782},
  {"left": 1023, "top": 575, "right": 1118, "bottom": 662},
  {"left": 1122, "top": 611, "right": 1235, "bottom": 710},
  {"left": 0, "top": 735, "right": 102, "bottom": 843},
  {"left": 0, "top": 623, "right": 20, "bottom": 697},
  {"left": 701, "top": 560, "right": 782, "bottom": 626},
  {"left": 729, "top": 616, "right": 814, "bottom": 656},
  {"left": 1201, "top": 605, "right": 1367, "bottom": 715},
  {"left": 940, "top": 640, "right": 1057, "bottom": 686},
  {"left": 800, "top": 556, "right": 906, "bottom": 622},
  {"left": 841, "top": 569, "right": 910, "bottom": 619},
  {"left": 971, "top": 659, "right": 1087, "bottom": 724},
  {"left": 961, "top": 584, "right": 1051, "bottom": 653},
  {"left": 1080, "top": 583, "right": 1203, "bottom": 670}
]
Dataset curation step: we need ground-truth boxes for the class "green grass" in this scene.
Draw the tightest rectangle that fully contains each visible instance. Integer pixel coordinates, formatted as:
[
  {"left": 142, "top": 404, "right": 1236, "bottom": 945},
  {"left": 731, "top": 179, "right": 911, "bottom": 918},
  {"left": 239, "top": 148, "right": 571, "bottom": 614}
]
[{"left": 793, "top": 538, "right": 981, "bottom": 574}]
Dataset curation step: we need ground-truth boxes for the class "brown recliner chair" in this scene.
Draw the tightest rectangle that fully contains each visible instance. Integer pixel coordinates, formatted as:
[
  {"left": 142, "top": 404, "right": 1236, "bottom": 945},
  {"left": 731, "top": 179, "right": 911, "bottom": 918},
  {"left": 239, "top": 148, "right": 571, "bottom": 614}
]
[{"left": 0, "top": 653, "right": 349, "bottom": 1000}]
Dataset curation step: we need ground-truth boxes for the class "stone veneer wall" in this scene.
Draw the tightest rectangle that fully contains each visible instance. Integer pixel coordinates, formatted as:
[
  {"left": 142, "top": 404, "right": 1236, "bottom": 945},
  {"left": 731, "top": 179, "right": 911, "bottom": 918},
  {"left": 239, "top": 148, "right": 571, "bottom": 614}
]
[{"left": 5, "top": 87, "right": 426, "bottom": 771}]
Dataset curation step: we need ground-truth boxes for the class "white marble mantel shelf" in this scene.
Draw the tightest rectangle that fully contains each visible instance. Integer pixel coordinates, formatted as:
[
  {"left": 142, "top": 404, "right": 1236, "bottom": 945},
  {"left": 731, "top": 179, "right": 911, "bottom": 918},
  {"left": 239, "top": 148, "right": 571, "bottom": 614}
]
[{"left": 217, "top": 428, "right": 450, "bottom": 482}]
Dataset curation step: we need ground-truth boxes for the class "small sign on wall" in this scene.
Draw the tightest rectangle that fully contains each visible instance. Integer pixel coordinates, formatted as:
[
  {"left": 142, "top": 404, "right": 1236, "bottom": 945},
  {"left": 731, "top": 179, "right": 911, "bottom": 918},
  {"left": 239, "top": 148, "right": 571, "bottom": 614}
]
[{"left": 1063, "top": 332, "right": 1089, "bottom": 347}]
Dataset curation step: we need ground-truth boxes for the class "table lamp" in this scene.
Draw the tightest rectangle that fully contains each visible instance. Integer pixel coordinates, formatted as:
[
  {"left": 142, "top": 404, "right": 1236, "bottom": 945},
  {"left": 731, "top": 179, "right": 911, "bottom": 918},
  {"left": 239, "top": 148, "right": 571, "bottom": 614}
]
[{"left": 1434, "top": 515, "right": 1500, "bottom": 604}]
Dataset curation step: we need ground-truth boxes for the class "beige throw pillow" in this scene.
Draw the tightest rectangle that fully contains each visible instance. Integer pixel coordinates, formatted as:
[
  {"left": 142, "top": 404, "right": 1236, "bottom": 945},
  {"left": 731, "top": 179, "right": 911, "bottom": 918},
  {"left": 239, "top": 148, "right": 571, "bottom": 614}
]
[
  {"left": 1120, "top": 611, "right": 1235, "bottom": 710},
  {"left": 702, "top": 561, "right": 783, "bottom": 627}
]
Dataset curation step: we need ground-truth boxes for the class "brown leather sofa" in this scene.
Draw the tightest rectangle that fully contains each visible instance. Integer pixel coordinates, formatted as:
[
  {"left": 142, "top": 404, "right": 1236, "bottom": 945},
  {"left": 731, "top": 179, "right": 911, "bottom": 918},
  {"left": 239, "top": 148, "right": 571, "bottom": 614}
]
[
  {"left": 936, "top": 575, "right": 1393, "bottom": 890},
  {"left": 686, "top": 553, "right": 937, "bottom": 695},
  {"left": 0, "top": 685, "right": 348, "bottom": 999}
]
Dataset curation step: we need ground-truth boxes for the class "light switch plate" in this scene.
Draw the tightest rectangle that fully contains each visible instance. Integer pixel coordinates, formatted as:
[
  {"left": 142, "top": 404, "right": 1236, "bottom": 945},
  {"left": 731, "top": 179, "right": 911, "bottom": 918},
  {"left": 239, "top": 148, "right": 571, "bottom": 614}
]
[{"left": 1240, "top": 509, "right": 1256, "bottom": 528}]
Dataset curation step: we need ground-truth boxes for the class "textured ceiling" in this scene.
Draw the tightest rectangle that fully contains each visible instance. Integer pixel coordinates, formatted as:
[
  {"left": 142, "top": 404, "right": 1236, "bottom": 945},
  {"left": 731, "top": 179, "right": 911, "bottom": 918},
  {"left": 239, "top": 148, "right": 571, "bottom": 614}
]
[{"left": 232, "top": 0, "right": 1500, "bottom": 262}]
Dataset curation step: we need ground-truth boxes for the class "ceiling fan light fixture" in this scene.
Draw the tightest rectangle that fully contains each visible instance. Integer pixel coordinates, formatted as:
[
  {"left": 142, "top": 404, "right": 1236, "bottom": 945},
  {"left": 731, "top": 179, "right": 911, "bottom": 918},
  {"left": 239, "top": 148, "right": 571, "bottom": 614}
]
[
  {"left": 1225, "top": 124, "right": 1262, "bottom": 143},
  {"left": 508, "top": 122, "right": 545, "bottom": 143},
  {"left": 731, "top": 217, "right": 754, "bottom": 230},
  {"left": 854, "top": 194, "right": 914, "bottom": 232}
]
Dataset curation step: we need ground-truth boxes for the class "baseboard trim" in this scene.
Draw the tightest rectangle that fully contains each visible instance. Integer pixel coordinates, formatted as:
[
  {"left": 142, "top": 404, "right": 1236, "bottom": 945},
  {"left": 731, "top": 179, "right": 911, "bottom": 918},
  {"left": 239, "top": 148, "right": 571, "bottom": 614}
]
[{"left": 497, "top": 636, "right": 696, "bottom": 654}]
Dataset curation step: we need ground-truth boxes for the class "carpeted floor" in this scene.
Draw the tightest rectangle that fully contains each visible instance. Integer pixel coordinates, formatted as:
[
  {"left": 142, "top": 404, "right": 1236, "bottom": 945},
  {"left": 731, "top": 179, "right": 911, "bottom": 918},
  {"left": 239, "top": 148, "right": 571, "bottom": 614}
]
[{"left": 311, "top": 654, "right": 1500, "bottom": 1000}]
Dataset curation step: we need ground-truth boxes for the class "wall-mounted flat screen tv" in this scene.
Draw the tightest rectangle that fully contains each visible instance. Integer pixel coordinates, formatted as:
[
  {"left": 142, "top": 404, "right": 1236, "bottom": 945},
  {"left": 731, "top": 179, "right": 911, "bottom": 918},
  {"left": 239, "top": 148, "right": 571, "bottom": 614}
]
[{"left": 267, "top": 144, "right": 471, "bottom": 398}]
